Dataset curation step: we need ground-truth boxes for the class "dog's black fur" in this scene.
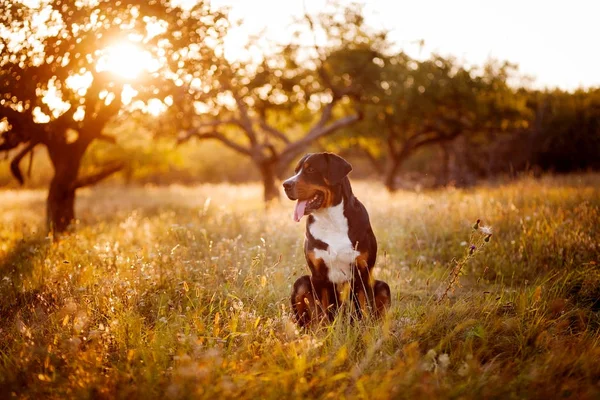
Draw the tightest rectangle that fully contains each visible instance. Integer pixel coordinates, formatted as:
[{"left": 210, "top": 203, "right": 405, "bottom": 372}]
[{"left": 283, "top": 152, "right": 391, "bottom": 326}]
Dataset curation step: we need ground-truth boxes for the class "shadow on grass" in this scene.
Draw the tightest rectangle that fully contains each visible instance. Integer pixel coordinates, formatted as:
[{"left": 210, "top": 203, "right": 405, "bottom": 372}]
[{"left": 0, "top": 235, "right": 53, "bottom": 323}]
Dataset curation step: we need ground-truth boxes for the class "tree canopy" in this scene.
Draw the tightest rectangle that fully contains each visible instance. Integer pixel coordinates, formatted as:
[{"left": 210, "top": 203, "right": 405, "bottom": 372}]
[
  {"left": 0, "top": 0, "right": 226, "bottom": 232},
  {"left": 166, "top": 2, "right": 392, "bottom": 201},
  {"left": 0, "top": 0, "right": 598, "bottom": 228}
]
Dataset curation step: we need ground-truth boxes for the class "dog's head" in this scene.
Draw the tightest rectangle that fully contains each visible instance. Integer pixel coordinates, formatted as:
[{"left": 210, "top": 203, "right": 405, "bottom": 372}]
[{"left": 282, "top": 152, "right": 352, "bottom": 222}]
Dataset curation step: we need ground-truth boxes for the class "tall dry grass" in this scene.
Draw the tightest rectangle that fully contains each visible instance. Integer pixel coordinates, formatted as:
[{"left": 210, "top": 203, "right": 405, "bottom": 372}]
[{"left": 0, "top": 175, "right": 599, "bottom": 399}]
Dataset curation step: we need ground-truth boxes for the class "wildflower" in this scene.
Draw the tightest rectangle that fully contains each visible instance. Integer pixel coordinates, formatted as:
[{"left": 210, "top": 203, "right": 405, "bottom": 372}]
[
  {"left": 438, "top": 353, "right": 450, "bottom": 370},
  {"left": 472, "top": 219, "right": 481, "bottom": 230},
  {"left": 484, "top": 234, "right": 492, "bottom": 242},
  {"left": 469, "top": 245, "right": 476, "bottom": 255},
  {"left": 422, "top": 349, "right": 437, "bottom": 372},
  {"left": 479, "top": 226, "right": 493, "bottom": 235},
  {"left": 458, "top": 361, "right": 470, "bottom": 376}
]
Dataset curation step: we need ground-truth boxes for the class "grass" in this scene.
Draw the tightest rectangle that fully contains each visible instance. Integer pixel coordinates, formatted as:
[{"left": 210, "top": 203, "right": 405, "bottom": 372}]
[{"left": 0, "top": 175, "right": 599, "bottom": 399}]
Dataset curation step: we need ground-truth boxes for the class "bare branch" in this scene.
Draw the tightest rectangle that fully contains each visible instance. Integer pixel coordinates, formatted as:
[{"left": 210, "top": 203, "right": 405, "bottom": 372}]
[
  {"left": 0, "top": 132, "right": 23, "bottom": 152},
  {"left": 27, "top": 145, "right": 35, "bottom": 179},
  {"left": 279, "top": 111, "right": 361, "bottom": 168},
  {"left": 177, "top": 129, "right": 252, "bottom": 156},
  {"left": 411, "top": 129, "right": 462, "bottom": 150},
  {"left": 310, "top": 101, "right": 336, "bottom": 135},
  {"left": 222, "top": 82, "right": 259, "bottom": 145},
  {"left": 196, "top": 119, "right": 242, "bottom": 129},
  {"left": 93, "top": 86, "right": 124, "bottom": 126},
  {"left": 258, "top": 120, "right": 290, "bottom": 144},
  {"left": 258, "top": 142, "right": 278, "bottom": 162},
  {"left": 9, "top": 141, "right": 38, "bottom": 185},
  {"left": 97, "top": 133, "right": 118, "bottom": 144},
  {"left": 72, "top": 162, "right": 124, "bottom": 190},
  {"left": 307, "top": 112, "right": 362, "bottom": 142},
  {"left": 0, "top": 107, "right": 46, "bottom": 147},
  {"left": 386, "top": 135, "right": 399, "bottom": 157},
  {"left": 394, "top": 127, "right": 463, "bottom": 164},
  {"left": 52, "top": 106, "right": 78, "bottom": 131}
]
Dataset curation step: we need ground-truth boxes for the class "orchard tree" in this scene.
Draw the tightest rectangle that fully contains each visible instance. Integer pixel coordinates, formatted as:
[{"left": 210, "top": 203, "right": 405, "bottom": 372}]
[
  {"left": 524, "top": 88, "right": 600, "bottom": 173},
  {"left": 343, "top": 53, "right": 529, "bottom": 190},
  {"left": 172, "top": 3, "right": 389, "bottom": 202},
  {"left": 0, "top": 0, "right": 226, "bottom": 232}
]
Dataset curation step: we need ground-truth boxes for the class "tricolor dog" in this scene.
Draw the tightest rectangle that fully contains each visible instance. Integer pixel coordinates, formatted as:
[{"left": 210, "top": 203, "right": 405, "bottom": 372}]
[{"left": 283, "top": 152, "right": 391, "bottom": 326}]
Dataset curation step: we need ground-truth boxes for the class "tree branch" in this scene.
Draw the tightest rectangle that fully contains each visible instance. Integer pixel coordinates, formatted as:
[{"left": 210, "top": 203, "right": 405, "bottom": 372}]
[
  {"left": 278, "top": 111, "right": 362, "bottom": 170},
  {"left": 177, "top": 129, "right": 252, "bottom": 156},
  {"left": 0, "top": 107, "right": 48, "bottom": 147},
  {"left": 0, "top": 132, "right": 23, "bottom": 152},
  {"left": 27, "top": 145, "right": 35, "bottom": 179},
  {"left": 10, "top": 141, "right": 39, "bottom": 185},
  {"left": 307, "top": 112, "right": 362, "bottom": 142},
  {"left": 310, "top": 100, "right": 335, "bottom": 135},
  {"left": 195, "top": 118, "right": 242, "bottom": 130},
  {"left": 392, "top": 127, "right": 463, "bottom": 166},
  {"left": 258, "top": 120, "right": 290, "bottom": 144},
  {"left": 386, "top": 134, "right": 399, "bottom": 158},
  {"left": 411, "top": 128, "right": 462, "bottom": 151},
  {"left": 72, "top": 162, "right": 124, "bottom": 190},
  {"left": 222, "top": 81, "right": 259, "bottom": 146},
  {"left": 97, "top": 133, "right": 118, "bottom": 144}
]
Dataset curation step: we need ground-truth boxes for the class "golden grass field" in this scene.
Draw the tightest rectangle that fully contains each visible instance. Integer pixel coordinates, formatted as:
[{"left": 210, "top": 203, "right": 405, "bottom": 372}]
[{"left": 1, "top": 175, "right": 599, "bottom": 399}]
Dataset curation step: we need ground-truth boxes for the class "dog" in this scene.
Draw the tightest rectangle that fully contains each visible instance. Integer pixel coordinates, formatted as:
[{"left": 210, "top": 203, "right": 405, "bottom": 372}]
[{"left": 283, "top": 152, "right": 391, "bottom": 326}]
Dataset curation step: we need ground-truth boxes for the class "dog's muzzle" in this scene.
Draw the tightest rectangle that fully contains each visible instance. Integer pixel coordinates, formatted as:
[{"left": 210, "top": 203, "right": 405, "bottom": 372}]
[{"left": 282, "top": 177, "right": 298, "bottom": 200}]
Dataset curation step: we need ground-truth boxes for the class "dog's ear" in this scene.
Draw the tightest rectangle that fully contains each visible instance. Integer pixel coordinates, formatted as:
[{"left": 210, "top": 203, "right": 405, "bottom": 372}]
[
  {"left": 294, "top": 153, "right": 312, "bottom": 173},
  {"left": 325, "top": 153, "right": 352, "bottom": 184}
]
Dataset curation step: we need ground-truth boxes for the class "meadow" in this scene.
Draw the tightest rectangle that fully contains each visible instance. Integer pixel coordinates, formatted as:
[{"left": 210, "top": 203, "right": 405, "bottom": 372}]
[{"left": 0, "top": 175, "right": 599, "bottom": 399}]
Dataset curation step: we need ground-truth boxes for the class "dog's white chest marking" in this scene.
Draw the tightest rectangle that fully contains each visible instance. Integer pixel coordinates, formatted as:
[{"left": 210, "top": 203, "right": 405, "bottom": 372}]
[{"left": 309, "top": 201, "right": 359, "bottom": 283}]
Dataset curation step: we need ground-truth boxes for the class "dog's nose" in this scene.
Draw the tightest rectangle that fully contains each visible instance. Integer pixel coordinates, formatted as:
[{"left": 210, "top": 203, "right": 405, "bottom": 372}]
[{"left": 283, "top": 181, "right": 293, "bottom": 191}]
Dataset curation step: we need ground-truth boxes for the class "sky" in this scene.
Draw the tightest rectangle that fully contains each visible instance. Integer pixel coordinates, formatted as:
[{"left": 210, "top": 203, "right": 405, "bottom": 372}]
[{"left": 212, "top": 0, "right": 600, "bottom": 91}]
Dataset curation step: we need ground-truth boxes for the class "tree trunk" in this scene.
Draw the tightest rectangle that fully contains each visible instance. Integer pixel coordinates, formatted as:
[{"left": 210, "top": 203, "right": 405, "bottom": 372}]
[
  {"left": 258, "top": 161, "right": 280, "bottom": 203},
  {"left": 384, "top": 155, "right": 406, "bottom": 192},
  {"left": 436, "top": 142, "right": 450, "bottom": 187},
  {"left": 47, "top": 173, "right": 77, "bottom": 233},
  {"left": 46, "top": 143, "right": 85, "bottom": 234}
]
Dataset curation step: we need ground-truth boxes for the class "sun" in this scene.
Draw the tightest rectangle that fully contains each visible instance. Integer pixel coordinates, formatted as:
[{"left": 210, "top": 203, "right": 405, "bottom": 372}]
[{"left": 96, "top": 42, "right": 156, "bottom": 80}]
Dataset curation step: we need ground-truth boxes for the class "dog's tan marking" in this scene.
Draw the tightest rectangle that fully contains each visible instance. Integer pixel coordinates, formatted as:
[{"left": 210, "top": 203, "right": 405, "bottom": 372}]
[
  {"left": 307, "top": 250, "right": 325, "bottom": 276},
  {"left": 294, "top": 178, "right": 334, "bottom": 209},
  {"left": 356, "top": 289, "right": 368, "bottom": 314},
  {"left": 356, "top": 251, "right": 369, "bottom": 270}
]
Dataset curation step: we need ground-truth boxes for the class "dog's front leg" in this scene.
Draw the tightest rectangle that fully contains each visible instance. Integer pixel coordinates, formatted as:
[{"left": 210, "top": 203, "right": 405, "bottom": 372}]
[
  {"left": 291, "top": 275, "right": 317, "bottom": 327},
  {"left": 291, "top": 276, "right": 337, "bottom": 327}
]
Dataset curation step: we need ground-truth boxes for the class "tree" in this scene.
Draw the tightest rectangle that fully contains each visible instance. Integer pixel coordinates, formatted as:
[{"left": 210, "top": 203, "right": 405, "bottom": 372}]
[
  {"left": 343, "top": 53, "right": 529, "bottom": 190},
  {"left": 0, "top": 0, "right": 226, "bottom": 232},
  {"left": 526, "top": 88, "right": 600, "bottom": 172},
  {"left": 171, "top": 3, "right": 389, "bottom": 202}
]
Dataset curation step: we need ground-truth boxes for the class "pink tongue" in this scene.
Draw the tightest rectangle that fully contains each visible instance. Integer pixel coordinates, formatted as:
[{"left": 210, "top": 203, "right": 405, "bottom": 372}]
[{"left": 293, "top": 200, "right": 308, "bottom": 222}]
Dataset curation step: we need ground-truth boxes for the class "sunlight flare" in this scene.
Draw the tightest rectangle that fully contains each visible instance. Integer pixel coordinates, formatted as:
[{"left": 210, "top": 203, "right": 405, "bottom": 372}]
[{"left": 96, "top": 41, "right": 158, "bottom": 80}]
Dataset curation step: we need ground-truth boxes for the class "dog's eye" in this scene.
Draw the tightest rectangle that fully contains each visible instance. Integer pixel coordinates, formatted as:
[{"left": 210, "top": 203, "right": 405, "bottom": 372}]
[{"left": 306, "top": 167, "right": 315, "bottom": 174}]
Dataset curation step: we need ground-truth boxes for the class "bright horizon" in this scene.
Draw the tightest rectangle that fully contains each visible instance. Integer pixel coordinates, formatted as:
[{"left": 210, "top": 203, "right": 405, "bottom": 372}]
[{"left": 214, "top": 0, "right": 600, "bottom": 91}]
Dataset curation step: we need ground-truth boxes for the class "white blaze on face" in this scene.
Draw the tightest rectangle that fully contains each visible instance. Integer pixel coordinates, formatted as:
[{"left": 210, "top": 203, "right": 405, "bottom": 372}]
[
  {"left": 284, "top": 171, "right": 306, "bottom": 222},
  {"left": 308, "top": 200, "right": 360, "bottom": 283}
]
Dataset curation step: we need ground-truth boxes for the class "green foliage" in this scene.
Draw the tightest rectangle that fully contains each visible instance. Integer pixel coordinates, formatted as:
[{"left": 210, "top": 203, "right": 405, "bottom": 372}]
[
  {"left": 0, "top": 0, "right": 230, "bottom": 230},
  {"left": 529, "top": 88, "right": 600, "bottom": 171},
  {"left": 158, "top": 1, "right": 388, "bottom": 191},
  {"left": 0, "top": 0, "right": 225, "bottom": 151},
  {"left": 0, "top": 175, "right": 599, "bottom": 398},
  {"left": 328, "top": 53, "right": 532, "bottom": 187}
]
